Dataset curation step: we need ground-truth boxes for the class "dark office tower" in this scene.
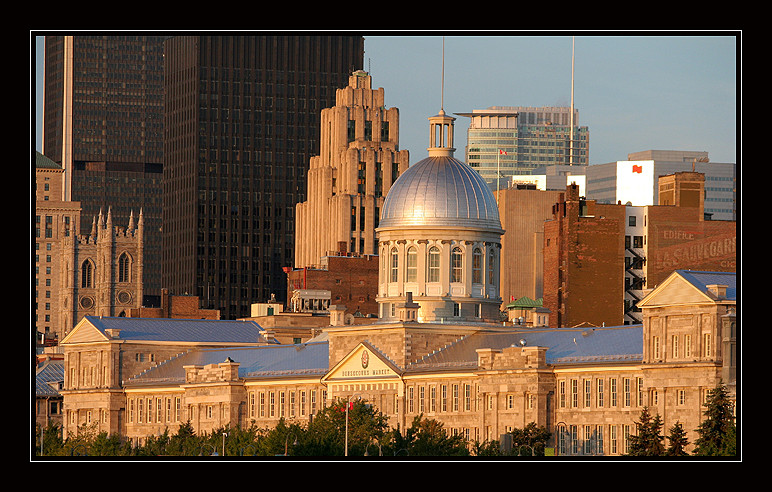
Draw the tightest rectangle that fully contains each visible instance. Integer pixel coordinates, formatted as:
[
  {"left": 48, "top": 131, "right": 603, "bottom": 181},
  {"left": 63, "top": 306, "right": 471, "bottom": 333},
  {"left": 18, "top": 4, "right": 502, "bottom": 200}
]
[
  {"left": 163, "top": 35, "right": 364, "bottom": 320},
  {"left": 42, "top": 35, "right": 167, "bottom": 298}
]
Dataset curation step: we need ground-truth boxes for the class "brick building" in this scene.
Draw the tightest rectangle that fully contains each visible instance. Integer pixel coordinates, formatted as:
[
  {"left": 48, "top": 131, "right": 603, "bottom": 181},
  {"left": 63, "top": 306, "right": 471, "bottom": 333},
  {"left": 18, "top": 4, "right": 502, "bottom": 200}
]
[{"left": 285, "top": 252, "right": 379, "bottom": 319}]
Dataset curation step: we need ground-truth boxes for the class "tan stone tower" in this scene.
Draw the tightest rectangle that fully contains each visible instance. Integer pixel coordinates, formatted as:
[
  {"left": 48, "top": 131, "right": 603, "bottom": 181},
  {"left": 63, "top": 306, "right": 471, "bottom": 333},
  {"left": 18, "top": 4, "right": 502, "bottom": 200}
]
[
  {"left": 294, "top": 71, "right": 410, "bottom": 268},
  {"left": 59, "top": 207, "right": 144, "bottom": 337}
]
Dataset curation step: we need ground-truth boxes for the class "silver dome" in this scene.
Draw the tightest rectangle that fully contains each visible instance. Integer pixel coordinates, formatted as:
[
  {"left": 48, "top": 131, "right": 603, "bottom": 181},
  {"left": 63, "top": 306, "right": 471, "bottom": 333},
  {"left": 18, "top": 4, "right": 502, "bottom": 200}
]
[{"left": 378, "top": 155, "right": 502, "bottom": 231}]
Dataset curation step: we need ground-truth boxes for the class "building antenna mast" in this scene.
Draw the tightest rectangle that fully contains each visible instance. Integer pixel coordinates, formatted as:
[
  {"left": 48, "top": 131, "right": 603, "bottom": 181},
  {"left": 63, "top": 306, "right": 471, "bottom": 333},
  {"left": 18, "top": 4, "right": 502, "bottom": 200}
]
[{"left": 569, "top": 36, "right": 575, "bottom": 166}]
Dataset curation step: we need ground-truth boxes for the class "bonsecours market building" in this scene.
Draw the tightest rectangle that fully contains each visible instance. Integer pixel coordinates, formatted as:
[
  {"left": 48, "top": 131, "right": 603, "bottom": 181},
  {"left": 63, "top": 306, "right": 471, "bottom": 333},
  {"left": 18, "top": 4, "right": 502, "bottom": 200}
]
[{"left": 59, "top": 111, "right": 737, "bottom": 456}]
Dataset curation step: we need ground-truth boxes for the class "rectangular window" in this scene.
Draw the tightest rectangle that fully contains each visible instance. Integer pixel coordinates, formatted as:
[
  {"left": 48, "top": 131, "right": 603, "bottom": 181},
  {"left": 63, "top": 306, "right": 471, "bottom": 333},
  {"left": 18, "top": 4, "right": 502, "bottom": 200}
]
[
  {"left": 610, "top": 425, "right": 618, "bottom": 454},
  {"left": 430, "top": 386, "right": 436, "bottom": 413},
  {"left": 559, "top": 380, "right": 566, "bottom": 408},
  {"left": 175, "top": 397, "right": 181, "bottom": 422},
  {"left": 452, "top": 384, "right": 459, "bottom": 412},
  {"left": 610, "top": 378, "right": 617, "bottom": 407},
  {"left": 571, "top": 379, "right": 578, "bottom": 408},
  {"left": 464, "top": 384, "right": 471, "bottom": 411},
  {"left": 584, "top": 380, "right": 591, "bottom": 407},
  {"left": 419, "top": 386, "right": 425, "bottom": 413},
  {"left": 703, "top": 333, "right": 712, "bottom": 357},
  {"left": 597, "top": 379, "right": 604, "bottom": 407},
  {"left": 624, "top": 378, "right": 631, "bottom": 407},
  {"left": 596, "top": 425, "right": 604, "bottom": 455},
  {"left": 441, "top": 385, "right": 447, "bottom": 412},
  {"left": 408, "top": 386, "right": 414, "bottom": 413},
  {"left": 300, "top": 391, "right": 307, "bottom": 417},
  {"left": 684, "top": 335, "right": 692, "bottom": 357},
  {"left": 672, "top": 335, "right": 679, "bottom": 358}
]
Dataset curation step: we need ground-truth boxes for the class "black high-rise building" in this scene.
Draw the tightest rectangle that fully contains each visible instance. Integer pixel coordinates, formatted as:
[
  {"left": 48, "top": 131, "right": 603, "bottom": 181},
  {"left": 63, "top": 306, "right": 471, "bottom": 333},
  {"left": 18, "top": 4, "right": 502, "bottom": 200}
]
[
  {"left": 163, "top": 35, "right": 364, "bottom": 319},
  {"left": 42, "top": 35, "right": 167, "bottom": 298}
]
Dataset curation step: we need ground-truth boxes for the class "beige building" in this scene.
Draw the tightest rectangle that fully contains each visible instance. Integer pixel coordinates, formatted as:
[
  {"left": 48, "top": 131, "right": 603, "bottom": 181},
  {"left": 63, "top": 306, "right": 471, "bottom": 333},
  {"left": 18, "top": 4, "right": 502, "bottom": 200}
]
[
  {"left": 35, "top": 152, "right": 144, "bottom": 341},
  {"left": 294, "top": 71, "right": 410, "bottom": 268},
  {"left": 57, "top": 109, "right": 737, "bottom": 455}
]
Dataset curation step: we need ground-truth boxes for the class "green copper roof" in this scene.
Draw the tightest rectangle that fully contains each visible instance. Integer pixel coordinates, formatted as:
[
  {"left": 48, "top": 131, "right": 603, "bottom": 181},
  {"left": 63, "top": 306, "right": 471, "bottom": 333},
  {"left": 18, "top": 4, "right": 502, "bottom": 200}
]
[
  {"left": 506, "top": 296, "right": 543, "bottom": 309},
  {"left": 35, "top": 151, "right": 61, "bottom": 169}
]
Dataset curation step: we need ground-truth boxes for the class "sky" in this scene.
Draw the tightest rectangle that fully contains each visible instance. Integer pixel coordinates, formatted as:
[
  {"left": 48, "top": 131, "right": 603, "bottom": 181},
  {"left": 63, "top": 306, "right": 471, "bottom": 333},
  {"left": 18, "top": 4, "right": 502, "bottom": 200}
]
[{"left": 32, "top": 32, "right": 739, "bottom": 166}]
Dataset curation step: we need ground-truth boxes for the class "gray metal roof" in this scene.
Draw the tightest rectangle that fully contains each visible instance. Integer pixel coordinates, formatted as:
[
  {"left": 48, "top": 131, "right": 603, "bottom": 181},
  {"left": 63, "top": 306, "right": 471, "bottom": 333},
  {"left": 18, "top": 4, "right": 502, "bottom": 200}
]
[
  {"left": 36, "top": 359, "right": 65, "bottom": 396},
  {"left": 125, "top": 341, "right": 329, "bottom": 386},
  {"left": 676, "top": 270, "right": 737, "bottom": 300},
  {"left": 378, "top": 156, "right": 502, "bottom": 231},
  {"left": 408, "top": 325, "right": 643, "bottom": 371},
  {"left": 81, "top": 315, "right": 270, "bottom": 344}
]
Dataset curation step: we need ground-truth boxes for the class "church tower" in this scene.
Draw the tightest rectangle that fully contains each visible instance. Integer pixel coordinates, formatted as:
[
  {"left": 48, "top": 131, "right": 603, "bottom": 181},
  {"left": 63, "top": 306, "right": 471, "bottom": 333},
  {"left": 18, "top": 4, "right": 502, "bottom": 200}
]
[{"left": 60, "top": 207, "right": 144, "bottom": 336}]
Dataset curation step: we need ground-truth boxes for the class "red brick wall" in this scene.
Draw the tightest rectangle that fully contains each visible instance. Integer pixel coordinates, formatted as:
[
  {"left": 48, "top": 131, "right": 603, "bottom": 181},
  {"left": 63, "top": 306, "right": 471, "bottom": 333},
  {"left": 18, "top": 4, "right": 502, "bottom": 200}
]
[{"left": 287, "top": 255, "right": 379, "bottom": 316}]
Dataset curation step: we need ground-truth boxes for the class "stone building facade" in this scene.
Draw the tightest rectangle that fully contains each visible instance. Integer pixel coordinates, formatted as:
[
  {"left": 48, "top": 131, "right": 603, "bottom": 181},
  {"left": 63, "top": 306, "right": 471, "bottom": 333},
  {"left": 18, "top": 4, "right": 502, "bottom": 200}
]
[
  {"left": 57, "top": 107, "right": 737, "bottom": 456},
  {"left": 294, "top": 71, "right": 410, "bottom": 268}
]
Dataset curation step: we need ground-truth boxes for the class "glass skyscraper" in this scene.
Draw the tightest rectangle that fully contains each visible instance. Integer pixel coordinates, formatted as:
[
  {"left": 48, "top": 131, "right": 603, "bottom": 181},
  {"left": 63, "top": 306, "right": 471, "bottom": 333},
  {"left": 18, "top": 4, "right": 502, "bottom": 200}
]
[{"left": 458, "top": 106, "right": 589, "bottom": 189}]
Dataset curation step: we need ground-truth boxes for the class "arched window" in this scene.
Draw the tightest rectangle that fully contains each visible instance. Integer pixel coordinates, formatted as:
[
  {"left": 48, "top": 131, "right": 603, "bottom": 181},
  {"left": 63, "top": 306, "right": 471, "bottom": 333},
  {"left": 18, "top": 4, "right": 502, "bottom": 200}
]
[
  {"left": 472, "top": 248, "right": 482, "bottom": 284},
  {"left": 81, "top": 260, "right": 94, "bottom": 288},
  {"left": 451, "top": 247, "right": 463, "bottom": 283},
  {"left": 427, "top": 246, "right": 440, "bottom": 283},
  {"left": 488, "top": 250, "right": 496, "bottom": 284},
  {"left": 118, "top": 252, "right": 131, "bottom": 283},
  {"left": 405, "top": 246, "right": 417, "bottom": 282},
  {"left": 390, "top": 247, "right": 399, "bottom": 283}
]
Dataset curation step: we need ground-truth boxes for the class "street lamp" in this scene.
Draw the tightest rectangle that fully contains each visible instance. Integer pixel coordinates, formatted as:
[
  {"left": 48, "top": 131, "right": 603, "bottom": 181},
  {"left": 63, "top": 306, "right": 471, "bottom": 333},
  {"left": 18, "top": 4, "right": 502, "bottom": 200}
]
[
  {"left": 284, "top": 433, "right": 298, "bottom": 456},
  {"left": 222, "top": 432, "right": 228, "bottom": 457}
]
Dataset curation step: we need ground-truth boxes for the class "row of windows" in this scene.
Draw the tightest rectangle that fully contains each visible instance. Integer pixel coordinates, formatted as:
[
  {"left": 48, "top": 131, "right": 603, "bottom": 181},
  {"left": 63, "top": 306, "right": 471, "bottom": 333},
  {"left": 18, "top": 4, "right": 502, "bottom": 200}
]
[
  {"left": 559, "top": 377, "right": 643, "bottom": 409},
  {"left": 556, "top": 424, "right": 633, "bottom": 455},
  {"left": 386, "top": 246, "right": 495, "bottom": 284},
  {"left": 248, "top": 389, "right": 325, "bottom": 420},
  {"left": 652, "top": 333, "right": 712, "bottom": 359},
  {"left": 127, "top": 396, "right": 182, "bottom": 424}
]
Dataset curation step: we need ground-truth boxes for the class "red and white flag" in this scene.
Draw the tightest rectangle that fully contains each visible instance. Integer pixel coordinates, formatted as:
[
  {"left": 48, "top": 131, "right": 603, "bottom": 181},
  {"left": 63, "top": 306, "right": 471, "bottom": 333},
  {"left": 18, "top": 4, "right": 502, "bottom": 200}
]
[{"left": 499, "top": 149, "right": 507, "bottom": 155}]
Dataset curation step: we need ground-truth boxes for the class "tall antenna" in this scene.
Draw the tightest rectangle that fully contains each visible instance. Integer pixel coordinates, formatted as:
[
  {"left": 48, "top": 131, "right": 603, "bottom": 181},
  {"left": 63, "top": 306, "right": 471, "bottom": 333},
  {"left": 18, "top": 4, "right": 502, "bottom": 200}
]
[
  {"left": 569, "top": 36, "right": 575, "bottom": 166},
  {"left": 441, "top": 37, "right": 445, "bottom": 112}
]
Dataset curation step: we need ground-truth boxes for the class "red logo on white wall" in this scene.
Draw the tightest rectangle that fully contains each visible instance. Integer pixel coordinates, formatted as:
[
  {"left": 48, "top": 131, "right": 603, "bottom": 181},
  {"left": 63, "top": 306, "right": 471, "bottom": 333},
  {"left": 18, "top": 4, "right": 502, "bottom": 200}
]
[{"left": 632, "top": 165, "right": 643, "bottom": 173}]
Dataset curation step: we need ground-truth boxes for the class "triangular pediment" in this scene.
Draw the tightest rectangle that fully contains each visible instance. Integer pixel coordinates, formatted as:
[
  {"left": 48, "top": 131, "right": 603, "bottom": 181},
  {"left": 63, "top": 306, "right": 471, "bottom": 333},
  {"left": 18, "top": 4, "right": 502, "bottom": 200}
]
[
  {"left": 322, "top": 341, "right": 402, "bottom": 384},
  {"left": 638, "top": 272, "right": 715, "bottom": 308},
  {"left": 60, "top": 317, "right": 110, "bottom": 345}
]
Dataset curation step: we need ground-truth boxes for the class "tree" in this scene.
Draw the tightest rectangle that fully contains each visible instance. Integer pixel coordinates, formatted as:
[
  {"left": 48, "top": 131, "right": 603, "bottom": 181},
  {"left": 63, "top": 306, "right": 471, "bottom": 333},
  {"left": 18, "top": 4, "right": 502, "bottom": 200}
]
[
  {"left": 398, "top": 415, "right": 469, "bottom": 456},
  {"left": 509, "top": 422, "right": 551, "bottom": 456},
  {"left": 665, "top": 421, "right": 689, "bottom": 456},
  {"left": 301, "top": 398, "right": 390, "bottom": 456},
  {"left": 693, "top": 383, "right": 736, "bottom": 456},
  {"left": 626, "top": 407, "right": 665, "bottom": 456}
]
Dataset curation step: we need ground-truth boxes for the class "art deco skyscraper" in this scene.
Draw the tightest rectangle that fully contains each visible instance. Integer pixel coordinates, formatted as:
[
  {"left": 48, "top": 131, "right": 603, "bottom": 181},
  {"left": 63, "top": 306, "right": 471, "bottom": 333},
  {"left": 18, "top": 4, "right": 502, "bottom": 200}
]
[
  {"left": 163, "top": 35, "right": 364, "bottom": 319},
  {"left": 294, "top": 71, "right": 409, "bottom": 268},
  {"left": 42, "top": 35, "right": 166, "bottom": 297}
]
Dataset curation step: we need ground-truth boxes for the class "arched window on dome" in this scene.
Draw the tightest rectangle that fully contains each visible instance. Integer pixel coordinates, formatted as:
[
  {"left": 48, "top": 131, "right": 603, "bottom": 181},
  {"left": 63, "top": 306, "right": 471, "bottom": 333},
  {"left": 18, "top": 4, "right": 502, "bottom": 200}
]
[
  {"left": 472, "top": 248, "right": 482, "bottom": 284},
  {"left": 427, "top": 246, "right": 440, "bottom": 283},
  {"left": 451, "top": 247, "right": 463, "bottom": 283},
  {"left": 405, "top": 246, "right": 417, "bottom": 283},
  {"left": 390, "top": 247, "right": 399, "bottom": 283},
  {"left": 81, "top": 259, "right": 94, "bottom": 288},
  {"left": 488, "top": 250, "right": 496, "bottom": 284}
]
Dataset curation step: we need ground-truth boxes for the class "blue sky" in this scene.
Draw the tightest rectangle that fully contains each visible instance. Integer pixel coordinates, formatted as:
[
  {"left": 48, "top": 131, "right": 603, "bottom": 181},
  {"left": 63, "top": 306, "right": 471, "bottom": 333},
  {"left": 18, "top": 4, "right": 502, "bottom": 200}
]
[{"left": 32, "top": 32, "right": 738, "bottom": 166}]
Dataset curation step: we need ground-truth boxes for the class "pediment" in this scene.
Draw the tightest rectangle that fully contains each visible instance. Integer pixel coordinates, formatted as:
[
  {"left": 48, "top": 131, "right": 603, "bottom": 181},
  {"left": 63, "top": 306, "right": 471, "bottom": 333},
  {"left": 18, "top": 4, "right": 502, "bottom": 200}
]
[
  {"left": 60, "top": 317, "right": 110, "bottom": 345},
  {"left": 638, "top": 273, "right": 714, "bottom": 308},
  {"left": 322, "top": 341, "right": 402, "bottom": 384}
]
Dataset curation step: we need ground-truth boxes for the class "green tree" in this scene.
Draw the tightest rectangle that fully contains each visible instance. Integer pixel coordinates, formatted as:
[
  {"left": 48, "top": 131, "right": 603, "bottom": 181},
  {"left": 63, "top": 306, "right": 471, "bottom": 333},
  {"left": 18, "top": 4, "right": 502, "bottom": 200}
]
[
  {"left": 35, "top": 422, "right": 64, "bottom": 456},
  {"left": 398, "top": 415, "right": 470, "bottom": 456},
  {"left": 693, "top": 383, "right": 736, "bottom": 456},
  {"left": 301, "top": 398, "right": 390, "bottom": 456},
  {"left": 166, "top": 420, "right": 202, "bottom": 456},
  {"left": 665, "top": 421, "right": 689, "bottom": 456},
  {"left": 626, "top": 407, "right": 665, "bottom": 456},
  {"left": 509, "top": 422, "right": 551, "bottom": 456}
]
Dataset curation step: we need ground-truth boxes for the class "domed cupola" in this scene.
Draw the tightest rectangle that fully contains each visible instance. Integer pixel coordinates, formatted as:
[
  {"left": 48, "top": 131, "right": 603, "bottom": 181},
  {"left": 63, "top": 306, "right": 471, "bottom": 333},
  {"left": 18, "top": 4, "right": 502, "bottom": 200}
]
[{"left": 375, "top": 109, "right": 504, "bottom": 324}]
